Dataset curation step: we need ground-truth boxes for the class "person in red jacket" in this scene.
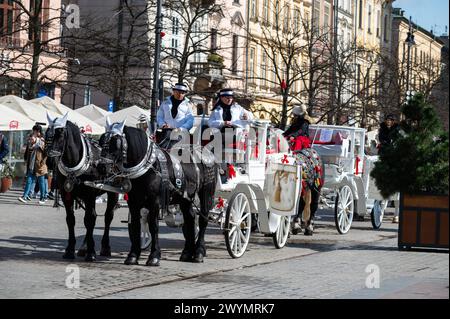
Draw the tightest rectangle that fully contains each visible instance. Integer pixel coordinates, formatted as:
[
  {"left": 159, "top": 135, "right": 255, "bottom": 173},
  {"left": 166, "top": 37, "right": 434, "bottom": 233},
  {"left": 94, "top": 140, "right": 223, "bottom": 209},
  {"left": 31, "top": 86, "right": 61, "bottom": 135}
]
[{"left": 283, "top": 104, "right": 315, "bottom": 153}]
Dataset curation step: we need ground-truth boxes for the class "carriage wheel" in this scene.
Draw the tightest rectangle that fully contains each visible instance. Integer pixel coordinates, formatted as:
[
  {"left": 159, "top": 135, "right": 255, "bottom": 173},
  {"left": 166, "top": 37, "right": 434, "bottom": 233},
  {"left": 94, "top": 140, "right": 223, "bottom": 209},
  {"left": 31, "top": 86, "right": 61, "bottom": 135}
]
[
  {"left": 140, "top": 210, "right": 152, "bottom": 250},
  {"left": 224, "top": 192, "right": 252, "bottom": 258},
  {"left": 334, "top": 185, "right": 354, "bottom": 234},
  {"left": 273, "top": 215, "right": 290, "bottom": 249},
  {"left": 371, "top": 200, "right": 387, "bottom": 230}
]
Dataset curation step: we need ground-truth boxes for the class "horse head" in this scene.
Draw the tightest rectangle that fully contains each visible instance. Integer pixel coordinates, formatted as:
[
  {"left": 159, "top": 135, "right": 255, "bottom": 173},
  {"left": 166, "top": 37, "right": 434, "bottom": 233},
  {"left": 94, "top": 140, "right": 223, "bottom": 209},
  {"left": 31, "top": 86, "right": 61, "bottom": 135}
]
[
  {"left": 100, "top": 117, "right": 127, "bottom": 166},
  {"left": 45, "top": 112, "right": 69, "bottom": 158}
]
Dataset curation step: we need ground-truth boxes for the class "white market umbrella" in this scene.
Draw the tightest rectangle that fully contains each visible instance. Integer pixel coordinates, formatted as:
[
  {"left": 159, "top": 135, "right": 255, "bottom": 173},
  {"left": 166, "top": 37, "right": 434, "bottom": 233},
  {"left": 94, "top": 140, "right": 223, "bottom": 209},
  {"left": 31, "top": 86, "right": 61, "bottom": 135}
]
[
  {"left": 96, "top": 105, "right": 149, "bottom": 128},
  {"left": 0, "top": 104, "right": 35, "bottom": 131},
  {"left": 29, "top": 96, "right": 105, "bottom": 134},
  {"left": 75, "top": 104, "right": 109, "bottom": 121}
]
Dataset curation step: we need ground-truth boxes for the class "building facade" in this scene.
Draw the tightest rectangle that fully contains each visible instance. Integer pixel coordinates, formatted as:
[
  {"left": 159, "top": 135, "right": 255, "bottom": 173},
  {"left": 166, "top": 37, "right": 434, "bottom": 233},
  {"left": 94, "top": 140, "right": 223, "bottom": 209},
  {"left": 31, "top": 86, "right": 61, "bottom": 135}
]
[{"left": 0, "top": 0, "right": 68, "bottom": 102}]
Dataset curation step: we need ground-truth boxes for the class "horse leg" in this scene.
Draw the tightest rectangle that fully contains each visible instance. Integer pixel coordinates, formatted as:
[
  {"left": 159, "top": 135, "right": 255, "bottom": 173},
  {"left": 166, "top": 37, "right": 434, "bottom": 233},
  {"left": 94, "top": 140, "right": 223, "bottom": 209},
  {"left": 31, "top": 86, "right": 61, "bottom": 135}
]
[
  {"left": 62, "top": 193, "right": 76, "bottom": 260},
  {"left": 146, "top": 200, "right": 161, "bottom": 267},
  {"left": 180, "top": 200, "right": 196, "bottom": 262},
  {"left": 83, "top": 199, "right": 97, "bottom": 262},
  {"left": 194, "top": 190, "right": 212, "bottom": 263},
  {"left": 124, "top": 194, "right": 142, "bottom": 265},
  {"left": 100, "top": 192, "right": 119, "bottom": 257},
  {"left": 307, "top": 188, "right": 320, "bottom": 235},
  {"left": 302, "top": 189, "right": 313, "bottom": 236},
  {"left": 292, "top": 196, "right": 305, "bottom": 235}
]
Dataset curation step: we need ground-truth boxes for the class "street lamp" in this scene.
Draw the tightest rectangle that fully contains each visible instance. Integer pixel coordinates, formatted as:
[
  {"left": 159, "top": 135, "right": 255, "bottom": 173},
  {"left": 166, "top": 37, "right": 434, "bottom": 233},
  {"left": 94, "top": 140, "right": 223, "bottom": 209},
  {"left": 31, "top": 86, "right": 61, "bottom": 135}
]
[
  {"left": 150, "top": 0, "right": 164, "bottom": 133},
  {"left": 405, "top": 16, "right": 416, "bottom": 102}
]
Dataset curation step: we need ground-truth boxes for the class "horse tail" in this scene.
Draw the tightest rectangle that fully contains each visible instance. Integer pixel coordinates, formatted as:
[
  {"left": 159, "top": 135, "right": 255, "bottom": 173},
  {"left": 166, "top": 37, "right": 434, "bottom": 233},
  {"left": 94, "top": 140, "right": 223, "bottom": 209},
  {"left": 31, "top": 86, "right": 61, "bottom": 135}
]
[{"left": 200, "top": 163, "right": 218, "bottom": 215}]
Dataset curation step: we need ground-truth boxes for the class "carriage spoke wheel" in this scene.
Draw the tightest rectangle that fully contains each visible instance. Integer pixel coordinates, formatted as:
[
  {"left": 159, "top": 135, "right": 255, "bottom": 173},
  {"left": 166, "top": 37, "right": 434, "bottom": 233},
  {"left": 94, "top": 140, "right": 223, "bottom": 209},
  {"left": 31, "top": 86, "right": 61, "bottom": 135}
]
[
  {"left": 140, "top": 211, "right": 152, "bottom": 250},
  {"left": 273, "top": 215, "right": 291, "bottom": 249},
  {"left": 371, "top": 200, "right": 387, "bottom": 230},
  {"left": 334, "top": 185, "right": 354, "bottom": 234},
  {"left": 225, "top": 192, "right": 252, "bottom": 258}
]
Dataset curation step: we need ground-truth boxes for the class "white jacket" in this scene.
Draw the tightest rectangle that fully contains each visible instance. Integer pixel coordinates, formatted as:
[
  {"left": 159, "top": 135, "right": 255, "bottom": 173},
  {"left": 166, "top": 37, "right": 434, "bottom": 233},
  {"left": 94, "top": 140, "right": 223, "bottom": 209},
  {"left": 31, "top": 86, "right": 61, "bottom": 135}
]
[
  {"left": 157, "top": 97, "right": 194, "bottom": 130},
  {"left": 208, "top": 103, "right": 254, "bottom": 129}
]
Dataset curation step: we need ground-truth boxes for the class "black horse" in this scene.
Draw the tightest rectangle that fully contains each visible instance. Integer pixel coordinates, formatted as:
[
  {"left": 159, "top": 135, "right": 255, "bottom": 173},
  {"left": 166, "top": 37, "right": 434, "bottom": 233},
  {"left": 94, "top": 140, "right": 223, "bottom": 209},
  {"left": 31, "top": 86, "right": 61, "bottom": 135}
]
[
  {"left": 99, "top": 122, "right": 218, "bottom": 266},
  {"left": 45, "top": 114, "right": 118, "bottom": 261}
]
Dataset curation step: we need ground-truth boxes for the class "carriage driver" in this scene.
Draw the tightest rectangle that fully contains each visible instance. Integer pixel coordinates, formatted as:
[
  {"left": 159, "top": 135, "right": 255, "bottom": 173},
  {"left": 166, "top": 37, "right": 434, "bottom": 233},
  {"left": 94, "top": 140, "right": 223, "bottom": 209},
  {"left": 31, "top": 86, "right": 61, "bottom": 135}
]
[{"left": 157, "top": 83, "right": 194, "bottom": 148}]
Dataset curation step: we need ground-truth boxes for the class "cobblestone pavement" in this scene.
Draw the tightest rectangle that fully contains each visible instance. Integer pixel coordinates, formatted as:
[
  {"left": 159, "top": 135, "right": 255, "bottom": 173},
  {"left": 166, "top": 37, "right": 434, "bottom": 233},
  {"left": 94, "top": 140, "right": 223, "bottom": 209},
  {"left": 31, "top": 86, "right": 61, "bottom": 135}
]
[{"left": 0, "top": 190, "right": 447, "bottom": 299}]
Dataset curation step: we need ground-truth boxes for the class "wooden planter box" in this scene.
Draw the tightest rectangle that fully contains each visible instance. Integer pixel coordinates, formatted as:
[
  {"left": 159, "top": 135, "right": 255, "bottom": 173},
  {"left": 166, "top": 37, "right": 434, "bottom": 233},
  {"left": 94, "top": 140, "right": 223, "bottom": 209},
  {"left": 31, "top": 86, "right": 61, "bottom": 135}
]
[{"left": 398, "top": 193, "right": 449, "bottom": 251}]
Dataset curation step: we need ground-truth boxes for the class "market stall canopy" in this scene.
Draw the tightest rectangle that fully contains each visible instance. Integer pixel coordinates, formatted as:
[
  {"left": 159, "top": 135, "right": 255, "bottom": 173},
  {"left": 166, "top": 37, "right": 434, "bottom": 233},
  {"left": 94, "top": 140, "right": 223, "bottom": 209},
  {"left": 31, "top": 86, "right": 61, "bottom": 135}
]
[
  {"left": 29, "top": 96, "right": 105, "bottom": 134},
  {"left": 0, "top": 95, "right": 60, "bottom": 125},
  {"left": 75, "top": 104, "right": 109, "bottom": 121},
  {"left": 96, "top": 105, "right": 149, "bottom": 128},
  {"left": 0, "top": 104, "right": 35, "bottom": 131}
]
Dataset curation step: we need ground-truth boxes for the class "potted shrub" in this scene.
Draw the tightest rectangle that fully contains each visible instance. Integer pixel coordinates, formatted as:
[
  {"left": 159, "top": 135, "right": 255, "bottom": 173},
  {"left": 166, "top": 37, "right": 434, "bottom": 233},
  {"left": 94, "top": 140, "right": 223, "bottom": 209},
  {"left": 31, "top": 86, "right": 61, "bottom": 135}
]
[
  {"left": 371, "top": 93, "right": 449, "bottom": 251},
  {"left": 0, "top": 159, "right": 14, "bottom": 193}
]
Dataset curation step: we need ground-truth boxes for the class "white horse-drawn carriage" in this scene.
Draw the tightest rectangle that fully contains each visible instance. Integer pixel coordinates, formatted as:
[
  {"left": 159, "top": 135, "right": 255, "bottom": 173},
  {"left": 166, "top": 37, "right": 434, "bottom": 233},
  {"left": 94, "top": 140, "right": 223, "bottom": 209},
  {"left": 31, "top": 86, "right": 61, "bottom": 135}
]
[
  {"left": 309, "top": 124, "right": 399, "bottom": 234},
  {"left": 142, "top": 120, "right": 302, "bottom": 258}
]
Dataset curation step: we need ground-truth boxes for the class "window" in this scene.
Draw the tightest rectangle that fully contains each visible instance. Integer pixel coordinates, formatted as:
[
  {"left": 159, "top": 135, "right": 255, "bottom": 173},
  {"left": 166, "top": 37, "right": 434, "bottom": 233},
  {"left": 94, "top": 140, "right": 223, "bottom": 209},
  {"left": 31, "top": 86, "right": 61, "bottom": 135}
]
[
  {"left": 383, "top": 14, "right": 388, "bottom": 42},
  {"left": 358, "top": 0, "right": 363, "bottom": 29},
  {"left": 376, "top": 10, "right": 380, "bottom": 37},
  {"left": 28, "top": 0, "right": 50, "bottom": 42},
  {"left": 324, "top": 3, "right": 330, "bottom": 33},
  {"left": 374, "top": 70, "right": 379, "bottom": 97},
  {"left": 313, "top": 0, "right": 321, "bottom": 32},
  {"left": 283, "top": 5, "right": 290, "bottom": 32},
  {"left": 250, "top": 0, "right": 257, "bottom": 20},
  {"left": 262, "top": 0, "right": 269, "bottom": 24},
  {"left": 172, "top": 17, "right": 179, "bottom": 35},
  {"left": 293, "top": 8, "right": 300, "bottom": 33},
  {"left": 0, "top": 0, "right": 14, "bottom": 37},
  {"left": 356, "top": 64, "right": 361, "bottom": 93},
  {"left": 171, "top": 38, "right": 178, "bottom": 57},
  {"left": 367, "top": 5, "right": 372, "bottom": 34},
  {"left": 232, "top": 34, "right": 238, "bottom": 74},
  {"left": 249, "top": 48, "right": 256, "bottom": 83},
  {"left": 261, "top": 52, "right": 267, "bottom": 87},
  {"left": 211, "top": 28, "right": 217, "bottom": 52}
]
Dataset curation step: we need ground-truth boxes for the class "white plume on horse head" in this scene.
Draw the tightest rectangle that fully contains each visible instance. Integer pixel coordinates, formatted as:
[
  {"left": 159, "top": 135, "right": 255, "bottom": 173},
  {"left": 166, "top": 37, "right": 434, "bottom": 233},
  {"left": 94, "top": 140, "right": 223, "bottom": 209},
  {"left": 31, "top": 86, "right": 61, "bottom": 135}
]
[
  {"left": 48, "top": 112, "right": 69, "bottom": 129},
  {"left": 109, "top": 119, "right": 126, "bottom": 135},
  {"left": 47, "top": 111, "right": 55, "bottom": 126},
  {"left": 105, "top": 116, "right": 113, "bottom": 131}
]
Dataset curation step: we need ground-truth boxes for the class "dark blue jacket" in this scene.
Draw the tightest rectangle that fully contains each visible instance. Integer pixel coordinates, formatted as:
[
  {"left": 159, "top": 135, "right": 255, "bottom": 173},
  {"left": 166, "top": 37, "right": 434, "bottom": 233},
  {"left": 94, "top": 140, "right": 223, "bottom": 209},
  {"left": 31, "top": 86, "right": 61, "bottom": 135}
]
[{"left": 0, "top": 133, "right": 9, "bottom": 162}]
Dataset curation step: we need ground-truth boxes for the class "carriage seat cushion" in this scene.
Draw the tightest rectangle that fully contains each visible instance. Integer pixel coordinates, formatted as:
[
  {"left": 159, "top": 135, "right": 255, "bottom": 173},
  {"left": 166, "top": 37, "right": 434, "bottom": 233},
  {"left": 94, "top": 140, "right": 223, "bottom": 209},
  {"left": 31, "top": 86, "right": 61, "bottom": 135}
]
[{"left": 310, "top": 128, "right": 347, "bottom": 145}]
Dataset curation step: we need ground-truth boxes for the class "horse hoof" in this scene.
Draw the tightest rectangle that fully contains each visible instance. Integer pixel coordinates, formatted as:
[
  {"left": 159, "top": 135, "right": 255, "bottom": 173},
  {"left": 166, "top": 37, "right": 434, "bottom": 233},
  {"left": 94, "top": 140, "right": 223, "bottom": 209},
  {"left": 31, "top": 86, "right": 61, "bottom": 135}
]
[
  {"left": 63, "top": 251, "right": 75, "bottom": 260},
  {"left": 193, "top": 252, "right": 204, "bottom": 263},
  {"left": 179, "top": 252, "right": 193, "bottom": 263},
  {"left": 292, "top": 228, "right": 299, "bottom": 235},
  {"left": 77, "top": 249, "right": 87, "bottom": 257},
  {"left": 85, "top": 253, "right": 96, "bottom": 262},
  {"left": 124, "top": 255, "right": 139, "bottom": 265},
  {"left": 304, "top": 229, "right": 313, "bottom": 236},
  {"left": 146, "top": 257, "right": 160, "bottom": 267},
  {"left": 100, "top": 248, "right": 111, "bottom": 257}
]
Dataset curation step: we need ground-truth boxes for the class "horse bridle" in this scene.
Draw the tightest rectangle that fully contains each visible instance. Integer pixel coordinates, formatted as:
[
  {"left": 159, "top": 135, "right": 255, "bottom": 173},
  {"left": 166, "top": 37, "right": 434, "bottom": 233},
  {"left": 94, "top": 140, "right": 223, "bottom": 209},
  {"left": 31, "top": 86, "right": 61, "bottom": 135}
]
[{"left": 101, "top": 131, "right": 156, "bottom": 180}]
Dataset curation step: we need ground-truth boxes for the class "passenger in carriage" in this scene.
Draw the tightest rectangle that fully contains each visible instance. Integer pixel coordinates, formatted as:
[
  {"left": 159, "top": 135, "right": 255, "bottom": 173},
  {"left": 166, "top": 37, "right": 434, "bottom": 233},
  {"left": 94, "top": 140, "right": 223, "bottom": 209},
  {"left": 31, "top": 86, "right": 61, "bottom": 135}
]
[
  {"left": 208, "top": 89, "right": 253, "bottom": 130},
  {"left": 156, "top": 83, "right": 194, "bottom": 149},
  {"left": 283, "top": 104, "right": 315, "bottom": 153}
]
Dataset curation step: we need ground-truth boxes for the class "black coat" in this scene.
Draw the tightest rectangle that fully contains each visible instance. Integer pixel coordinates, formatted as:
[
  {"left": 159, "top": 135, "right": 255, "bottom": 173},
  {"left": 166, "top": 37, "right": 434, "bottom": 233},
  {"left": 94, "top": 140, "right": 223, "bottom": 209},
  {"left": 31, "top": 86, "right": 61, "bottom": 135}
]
[
  {"left": 283, "top": 117, "right": 310, "bottom": 139},
  {"left": 378, "top": 122, "right": 399, "bottom": 147}
]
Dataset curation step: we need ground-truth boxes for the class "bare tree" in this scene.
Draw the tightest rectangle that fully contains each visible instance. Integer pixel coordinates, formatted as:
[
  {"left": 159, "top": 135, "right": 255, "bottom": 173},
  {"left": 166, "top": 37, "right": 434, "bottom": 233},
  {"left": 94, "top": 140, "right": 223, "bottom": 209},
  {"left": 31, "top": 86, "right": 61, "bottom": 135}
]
[
  {"left": 246, "top": 2, "right": 334, "bottom": 129},
  {"left": 61, "top": 0, "right": 155, "bottom": 110},
  {"left": 0, "top": 0, "right": 68, "bottom": 99},
  {"left": 162, "top": 0, "right": 223, "bottom": 85}
]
